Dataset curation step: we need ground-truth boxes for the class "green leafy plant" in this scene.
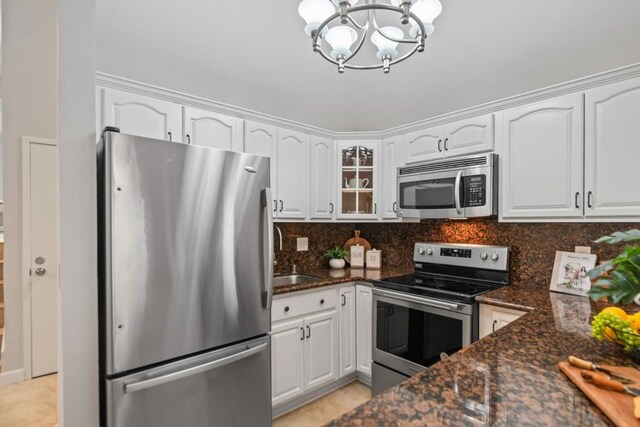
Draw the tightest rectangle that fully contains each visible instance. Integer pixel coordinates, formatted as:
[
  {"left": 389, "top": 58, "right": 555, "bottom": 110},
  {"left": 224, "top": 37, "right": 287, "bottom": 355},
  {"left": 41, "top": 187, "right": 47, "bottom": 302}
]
[
  {"left": 587, "top": 229, "right": 640, "bottom": 304},
  {"left": 323, "top": 246, "right": 348, "bottom": 260}
]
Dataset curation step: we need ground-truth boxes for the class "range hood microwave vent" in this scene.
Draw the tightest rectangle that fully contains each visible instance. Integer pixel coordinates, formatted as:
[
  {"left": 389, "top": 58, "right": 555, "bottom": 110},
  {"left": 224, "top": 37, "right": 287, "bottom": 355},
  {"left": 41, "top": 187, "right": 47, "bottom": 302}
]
[{"left": 399, "top": 156, "right": 488, "bottom": 176}]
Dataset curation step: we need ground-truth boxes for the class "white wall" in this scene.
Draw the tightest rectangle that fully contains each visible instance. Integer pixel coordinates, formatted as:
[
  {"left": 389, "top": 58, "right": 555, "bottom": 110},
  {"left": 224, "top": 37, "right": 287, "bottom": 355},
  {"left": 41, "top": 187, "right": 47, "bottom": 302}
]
[{"left": 3, "top": 0, "right": 98, "bottom": 425}]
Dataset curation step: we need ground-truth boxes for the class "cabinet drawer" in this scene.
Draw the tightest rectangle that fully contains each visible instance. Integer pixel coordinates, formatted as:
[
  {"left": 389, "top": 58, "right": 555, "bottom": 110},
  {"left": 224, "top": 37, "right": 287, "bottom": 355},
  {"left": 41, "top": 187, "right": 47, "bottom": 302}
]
[{"left": 273, "top": 289, "right": 337, "bottom": 322}]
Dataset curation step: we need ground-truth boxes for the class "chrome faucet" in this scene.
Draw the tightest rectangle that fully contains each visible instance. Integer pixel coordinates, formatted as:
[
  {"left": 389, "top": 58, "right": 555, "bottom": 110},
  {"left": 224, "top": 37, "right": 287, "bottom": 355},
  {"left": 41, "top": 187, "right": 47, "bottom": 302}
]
[{"left": 274, "top": 225, "right": 283, "bottom": 267}]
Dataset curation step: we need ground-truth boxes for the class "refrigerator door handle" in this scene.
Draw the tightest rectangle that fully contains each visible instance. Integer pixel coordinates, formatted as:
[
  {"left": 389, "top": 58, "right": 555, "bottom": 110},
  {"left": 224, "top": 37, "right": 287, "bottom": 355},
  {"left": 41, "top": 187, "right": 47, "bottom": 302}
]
[
  {"left": 262, "top": 187, "right": 274, "bottom": 310},
  {"left": 123, "top": 342, "right": 268, "bottom": 394}
]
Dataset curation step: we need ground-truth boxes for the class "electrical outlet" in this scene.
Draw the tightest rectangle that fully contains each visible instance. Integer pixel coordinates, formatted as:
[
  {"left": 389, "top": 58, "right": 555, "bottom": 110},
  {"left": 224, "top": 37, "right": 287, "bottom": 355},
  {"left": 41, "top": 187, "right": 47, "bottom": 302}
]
[
  {"left": 575, "top": 246, "right": 592, "bottom": 254},
  {"left": 297, "top": 237, "right": 309, "bottom": 252}
]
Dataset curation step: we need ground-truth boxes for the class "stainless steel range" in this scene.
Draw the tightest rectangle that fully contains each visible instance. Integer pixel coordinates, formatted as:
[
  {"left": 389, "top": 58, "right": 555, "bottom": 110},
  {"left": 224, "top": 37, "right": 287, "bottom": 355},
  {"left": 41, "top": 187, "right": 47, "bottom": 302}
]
[{"left": 372, "top": 242, "right": 510, "bottom": 395}]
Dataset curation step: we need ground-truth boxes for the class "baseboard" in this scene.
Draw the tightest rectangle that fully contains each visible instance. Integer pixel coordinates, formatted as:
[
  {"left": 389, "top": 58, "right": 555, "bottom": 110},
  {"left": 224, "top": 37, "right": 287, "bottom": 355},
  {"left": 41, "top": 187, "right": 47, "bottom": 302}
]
[
  {"left": 273, "top": 373, "right": 358, "bottom": 419},
  {"left": 0, "top": 368, "right": 25, "bottom": 387},
  {"left": 356, "top": 371, "right": 371, "bottom": 387}
]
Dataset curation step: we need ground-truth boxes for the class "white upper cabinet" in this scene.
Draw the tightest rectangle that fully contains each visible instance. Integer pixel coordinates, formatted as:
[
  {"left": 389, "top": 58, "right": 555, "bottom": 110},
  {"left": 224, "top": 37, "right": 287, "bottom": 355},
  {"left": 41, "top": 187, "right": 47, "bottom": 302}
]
[
  {"left": 499, "top": 93, "right": 584, "bottom": 219},
  {"left": 336, "top": 140, "right": 381, "bottom": 220},
  {"left": 309, "top": 136, "right": 335, "bottom": 220},
  {"left": 402, "top": 126, "right": 444, "bottom": 164},
  {"left": 101, "top": 88, "right": 182, "bottom": 142},
  {"left": 244, "top": 121, "right": 279, "bottom": 215},
  {"left": 277, "top": 129, "right": 310, "bottom": 220},
  {"left": 182, "top": 106, "right": 243, "bottom": 151},
  {"left": 585, "top": 77, "right": 640, "bottom": 218},
  {"left": 443, "top": 114, "right": 494, "bottom": 157},
  {"left": 381, "top": 136, "right": 402, "bottom": 219}
]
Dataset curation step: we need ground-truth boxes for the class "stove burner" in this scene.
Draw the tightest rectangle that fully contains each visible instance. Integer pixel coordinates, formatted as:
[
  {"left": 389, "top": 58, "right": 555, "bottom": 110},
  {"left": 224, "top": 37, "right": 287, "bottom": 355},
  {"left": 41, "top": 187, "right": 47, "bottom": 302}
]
[{"left": 435, "top": 283, "right": 479, "bottom": 294}]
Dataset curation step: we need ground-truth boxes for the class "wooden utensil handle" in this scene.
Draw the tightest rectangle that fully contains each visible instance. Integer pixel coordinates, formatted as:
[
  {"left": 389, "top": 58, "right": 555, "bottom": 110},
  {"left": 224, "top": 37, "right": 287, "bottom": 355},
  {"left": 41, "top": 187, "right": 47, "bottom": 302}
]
[
  {"left": 568, "top": 355, "right": 594, "bottom": 370},
  {"left": 581, "top": 370, "right": 627, "bottom": 392}
]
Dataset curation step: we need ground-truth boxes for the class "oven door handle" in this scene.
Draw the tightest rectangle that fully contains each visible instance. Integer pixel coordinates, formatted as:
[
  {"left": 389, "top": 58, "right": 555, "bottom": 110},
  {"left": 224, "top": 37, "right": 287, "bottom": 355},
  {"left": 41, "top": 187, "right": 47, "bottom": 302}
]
[
  {"left": 374, "top": 288, "right": 463, "bottom": 311},
  {"left": 454, "top": 170, "right": 463, "bottom": 215}
]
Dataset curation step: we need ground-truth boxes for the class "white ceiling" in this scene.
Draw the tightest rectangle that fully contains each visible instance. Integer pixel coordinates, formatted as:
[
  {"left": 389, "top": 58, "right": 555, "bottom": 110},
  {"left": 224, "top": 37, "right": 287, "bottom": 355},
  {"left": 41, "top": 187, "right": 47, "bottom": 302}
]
[{"left": 96, "top": 0, "right": 640, "bottom": 132}]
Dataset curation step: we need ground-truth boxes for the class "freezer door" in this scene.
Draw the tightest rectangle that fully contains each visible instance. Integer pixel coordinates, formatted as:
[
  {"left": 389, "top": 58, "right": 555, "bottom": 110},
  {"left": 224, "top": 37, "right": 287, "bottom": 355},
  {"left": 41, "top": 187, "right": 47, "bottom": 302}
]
[
  {"left": 100, "top": 132, "right": 273, "bottom": 374},
  {"left": 107, "top": 336, "right": 271, "bottom": 427}
]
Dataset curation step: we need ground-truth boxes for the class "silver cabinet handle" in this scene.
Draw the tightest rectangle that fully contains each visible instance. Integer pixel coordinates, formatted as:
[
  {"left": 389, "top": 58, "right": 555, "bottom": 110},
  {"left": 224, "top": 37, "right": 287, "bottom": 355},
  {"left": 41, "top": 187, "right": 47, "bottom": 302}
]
[
  {"left": 575, "top": 192, "right": 580, "bottom": 209},
  {"left": 437, "top": 139, "right": 442, "bottom": 152},
  {"left": 587, "top": 191, "right": 593, "bottom": 208},
  {"left": 279, "top": 200, "right": 284, "bottom": 212},
  {"left": 124, "top": 342, "right": 268, "bottom": 394},
  {"left": 262, "top": 188, "right": 274, "bottom": 310},
  {"left": 35, "top": 267, "right": 46, "bottom": 276},
  {"left": 393, "top": 202, "right": 397, "bottom": 213},
  {"left": 273, "top": 200, "right": 278, "bottom": 212},
  {"left": 374, "top": 203, "right": 377, "bottom": 214},
  {"left": 454, "top": 170, "right": 463, "bottom": 215},
  {"left": 300, "top": 327, "right": 305, "bottom": 341},
  {"left": 306, "top": 325, "right": 311, "bottom": 339},
  {"left": 329, "top": 202, "right": 334, "bottom": 213},
  {"left": 342, "top": 294, "right": 346, "bottom": 306},
  {"left": 444, "top": 138, "right": 449, "bottom": 151},
  {"left": 167, "top": 131, "right": 172, "bottom": 141}
]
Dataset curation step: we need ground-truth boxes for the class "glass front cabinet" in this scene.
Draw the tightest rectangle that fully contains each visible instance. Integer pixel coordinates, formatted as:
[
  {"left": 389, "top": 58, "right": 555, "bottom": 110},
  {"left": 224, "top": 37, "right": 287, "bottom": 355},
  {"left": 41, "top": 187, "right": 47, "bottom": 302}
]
[{"left": 336, "top": 140, "right": 380, "bottom": 219}]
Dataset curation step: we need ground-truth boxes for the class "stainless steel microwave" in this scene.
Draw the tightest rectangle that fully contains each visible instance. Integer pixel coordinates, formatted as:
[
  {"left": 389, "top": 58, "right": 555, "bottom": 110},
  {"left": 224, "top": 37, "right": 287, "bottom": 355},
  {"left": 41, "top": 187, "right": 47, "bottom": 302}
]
[{"left": 396, "top": 154, "right": 498, "bottom": 219}]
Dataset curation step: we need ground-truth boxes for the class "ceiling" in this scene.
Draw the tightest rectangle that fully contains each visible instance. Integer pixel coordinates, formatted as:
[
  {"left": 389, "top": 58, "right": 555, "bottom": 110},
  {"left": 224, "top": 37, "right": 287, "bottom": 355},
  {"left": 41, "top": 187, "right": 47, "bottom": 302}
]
[{"left": 96, "top": 0, "right": 640, "bottom": 132}]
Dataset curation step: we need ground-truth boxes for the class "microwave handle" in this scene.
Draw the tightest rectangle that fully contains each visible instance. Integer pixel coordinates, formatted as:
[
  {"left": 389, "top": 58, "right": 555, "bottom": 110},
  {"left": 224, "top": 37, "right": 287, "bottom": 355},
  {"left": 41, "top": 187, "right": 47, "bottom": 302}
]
[{"left": 454, "top": 170, "right": 463, "bottom": 215}]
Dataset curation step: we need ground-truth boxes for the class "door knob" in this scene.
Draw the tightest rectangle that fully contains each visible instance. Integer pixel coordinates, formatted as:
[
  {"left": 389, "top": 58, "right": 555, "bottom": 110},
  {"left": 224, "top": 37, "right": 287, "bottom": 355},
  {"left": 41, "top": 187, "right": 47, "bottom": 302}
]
[{"left": 35, "top": 267, "right": 46, "bottom": 276}]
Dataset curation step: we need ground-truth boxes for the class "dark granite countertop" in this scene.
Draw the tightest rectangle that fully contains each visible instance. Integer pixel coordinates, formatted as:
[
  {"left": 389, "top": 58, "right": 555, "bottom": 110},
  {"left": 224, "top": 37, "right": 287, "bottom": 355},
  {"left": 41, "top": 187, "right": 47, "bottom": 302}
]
[
  {"left": 273, "top": 267, "right": 411, "bottom": 295},
  {"left": 328, "top": 282, "right": 640, "bottom": 427}
]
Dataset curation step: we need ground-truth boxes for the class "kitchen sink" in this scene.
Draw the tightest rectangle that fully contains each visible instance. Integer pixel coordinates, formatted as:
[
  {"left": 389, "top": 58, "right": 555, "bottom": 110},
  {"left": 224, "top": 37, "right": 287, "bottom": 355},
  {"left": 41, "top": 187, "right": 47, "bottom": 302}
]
[{"left": 273, "top": 274, "right": 322, "bottom": 287}]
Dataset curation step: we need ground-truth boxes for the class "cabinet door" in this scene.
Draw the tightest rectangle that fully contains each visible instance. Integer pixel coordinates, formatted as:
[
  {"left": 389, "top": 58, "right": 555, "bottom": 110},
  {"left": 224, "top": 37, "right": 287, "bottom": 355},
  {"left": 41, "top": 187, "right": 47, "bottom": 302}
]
[
  {"left": 355, "top": 285, "right": 373, "bottom": 377},
  {"left": 585, "top": 77, "right": 640, "bottom": 218},
  {"left": 183, "top": 106, "right": 243, "bottom": 151},
  {"left": 499, "top": 94, "right": 584, "bottom": 219},
  {"left": 271, "top": 319, "right": 305, "bottom": 406},
  {"left": 338, "top": 286, "right": 356, "bottom": 377},
  {"left": 244, "top": 121, "right": 278, "bottom": 216},
  {"left": 277, "top": 129, "right": 310, "bottom": 220},
  {"left": 304, "top": 310, "right": 338, "bottom": 390},
  {"left": 336, "top": 140, "right": 380, "bottom": 220},
  {"left": 443, "top": 114, "right": 494, "bottom": 158},
  {"left": 101, "top": 88, "right": 182, "bottom": 142},
  {"left": 401, "top": 126, "right": 444, "bottom": 164},
  {"left": 479, "top": 304, "right": 525, "bottom": 339},
  {"left": 381, "top": 137, "right": 402, "bottom": 219},
  {"left": 309, "top": 136, "right": 335, "bottom": 219}
]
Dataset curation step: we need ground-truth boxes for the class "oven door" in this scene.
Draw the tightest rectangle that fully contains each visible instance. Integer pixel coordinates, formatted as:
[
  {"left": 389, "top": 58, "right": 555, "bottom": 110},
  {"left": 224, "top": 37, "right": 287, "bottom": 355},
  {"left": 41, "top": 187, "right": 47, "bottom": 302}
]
[{"left": 372, "top": 288, "right": 473, "bottom": 377}]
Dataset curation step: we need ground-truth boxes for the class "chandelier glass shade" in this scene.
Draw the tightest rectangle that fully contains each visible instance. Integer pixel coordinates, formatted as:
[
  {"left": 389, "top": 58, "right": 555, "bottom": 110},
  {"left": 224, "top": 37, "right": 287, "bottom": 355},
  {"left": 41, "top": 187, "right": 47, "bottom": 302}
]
[{"left": 297, "top": 0, "right": 443, "bottom": 73}]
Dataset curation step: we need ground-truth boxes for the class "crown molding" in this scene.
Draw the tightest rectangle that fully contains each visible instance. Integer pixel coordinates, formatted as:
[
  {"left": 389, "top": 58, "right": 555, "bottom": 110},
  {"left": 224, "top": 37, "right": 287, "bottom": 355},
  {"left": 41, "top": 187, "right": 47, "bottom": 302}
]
[{"left": 97, "top": 61, "right": 640, "bottom": 140}]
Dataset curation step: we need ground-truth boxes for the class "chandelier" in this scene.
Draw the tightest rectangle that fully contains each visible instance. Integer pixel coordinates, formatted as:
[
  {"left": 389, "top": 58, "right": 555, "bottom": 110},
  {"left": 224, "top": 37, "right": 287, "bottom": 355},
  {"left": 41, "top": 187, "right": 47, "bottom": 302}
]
[{"left": 297, "top": 0, "right": 443, "bottom": 73}]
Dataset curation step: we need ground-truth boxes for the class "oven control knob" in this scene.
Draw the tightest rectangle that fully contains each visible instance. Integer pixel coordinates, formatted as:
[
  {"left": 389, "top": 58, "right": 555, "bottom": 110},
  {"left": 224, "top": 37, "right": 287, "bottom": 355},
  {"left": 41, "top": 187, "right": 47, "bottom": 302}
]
[
  {"left": 480, "top": 251, "right": 488, "bottom": 260},
  {"left": 426, "top": 247, "right": 433, "bottom": 255},
  {"left": 491, "top": 252, "right": 499, "bottom": 261},
  {"left": 418, "top": 247, "right": 426, "bottom": 255}
]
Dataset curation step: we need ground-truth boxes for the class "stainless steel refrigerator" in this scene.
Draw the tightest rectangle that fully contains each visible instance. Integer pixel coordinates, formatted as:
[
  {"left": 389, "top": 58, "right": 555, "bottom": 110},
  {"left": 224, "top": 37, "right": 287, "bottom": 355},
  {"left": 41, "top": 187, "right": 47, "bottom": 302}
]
[{"left": 97, "top": 129, "right": 273, "bottom": 426}]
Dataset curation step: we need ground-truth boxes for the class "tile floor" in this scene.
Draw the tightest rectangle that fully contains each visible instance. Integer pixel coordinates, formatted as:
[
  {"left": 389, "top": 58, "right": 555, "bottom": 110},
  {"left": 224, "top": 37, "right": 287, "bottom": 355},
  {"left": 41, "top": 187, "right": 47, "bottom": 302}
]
[
  {"left": 273, "top": 381, "right": 371, "bottom": 427},
  {"left": 0, "top": 374, "right": 57, "bottom": 427}
]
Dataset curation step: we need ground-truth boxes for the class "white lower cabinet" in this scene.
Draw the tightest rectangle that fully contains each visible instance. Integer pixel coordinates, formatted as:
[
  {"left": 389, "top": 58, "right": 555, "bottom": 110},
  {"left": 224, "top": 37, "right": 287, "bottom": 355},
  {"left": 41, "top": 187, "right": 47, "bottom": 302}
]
[
  {"left": 271, "top": 319, "right": 306, "bottom": 406},
  {"left": 304, "top": 311, "right": 339, "bottom": 389},
  {"left": 355, "top": 285, "right": 373, "bottom": 378},
  {"left": 271, "top": 290, "right": 339, "bottom": 407},
  {"left": 479, "top": 303, "right": 526, "bottom": 339},
  {"left": 338, "top": 286, "right": 356, "bottom": 377}
]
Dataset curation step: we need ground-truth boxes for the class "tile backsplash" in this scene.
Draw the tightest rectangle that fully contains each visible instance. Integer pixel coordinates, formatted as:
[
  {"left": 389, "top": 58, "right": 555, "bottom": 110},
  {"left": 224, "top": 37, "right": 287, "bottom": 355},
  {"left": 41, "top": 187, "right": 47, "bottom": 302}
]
[{"left": 274, "top": 220, "right": 638, "bottom": 286}]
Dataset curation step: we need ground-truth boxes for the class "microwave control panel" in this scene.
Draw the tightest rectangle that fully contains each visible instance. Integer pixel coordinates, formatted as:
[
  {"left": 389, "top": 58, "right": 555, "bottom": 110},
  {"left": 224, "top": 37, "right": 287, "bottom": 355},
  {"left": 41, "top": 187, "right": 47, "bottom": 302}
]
[{"left": 463, "top": 175, "right": 486, "bottom": 207}]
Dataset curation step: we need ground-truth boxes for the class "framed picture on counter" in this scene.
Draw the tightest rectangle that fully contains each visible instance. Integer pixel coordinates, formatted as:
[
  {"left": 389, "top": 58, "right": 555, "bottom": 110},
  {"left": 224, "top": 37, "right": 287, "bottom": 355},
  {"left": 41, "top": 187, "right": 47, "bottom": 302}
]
[{"left": 549, "top": 251, "right": 598, "bottom": 297}]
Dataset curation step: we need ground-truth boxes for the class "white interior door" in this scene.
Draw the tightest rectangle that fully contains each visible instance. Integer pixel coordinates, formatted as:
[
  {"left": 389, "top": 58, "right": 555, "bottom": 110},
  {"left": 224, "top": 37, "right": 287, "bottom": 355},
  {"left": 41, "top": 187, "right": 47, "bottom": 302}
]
[{"left": 24, "top": 138, "right": 59, "bottom": 377}]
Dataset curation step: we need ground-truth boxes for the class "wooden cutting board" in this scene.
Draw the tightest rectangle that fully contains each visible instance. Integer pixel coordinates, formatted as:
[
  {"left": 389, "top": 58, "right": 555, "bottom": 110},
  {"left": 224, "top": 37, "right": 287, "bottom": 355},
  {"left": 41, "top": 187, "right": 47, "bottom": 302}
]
[{"left": 559, "top": 361, "right": 640, "bottom": 427}]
